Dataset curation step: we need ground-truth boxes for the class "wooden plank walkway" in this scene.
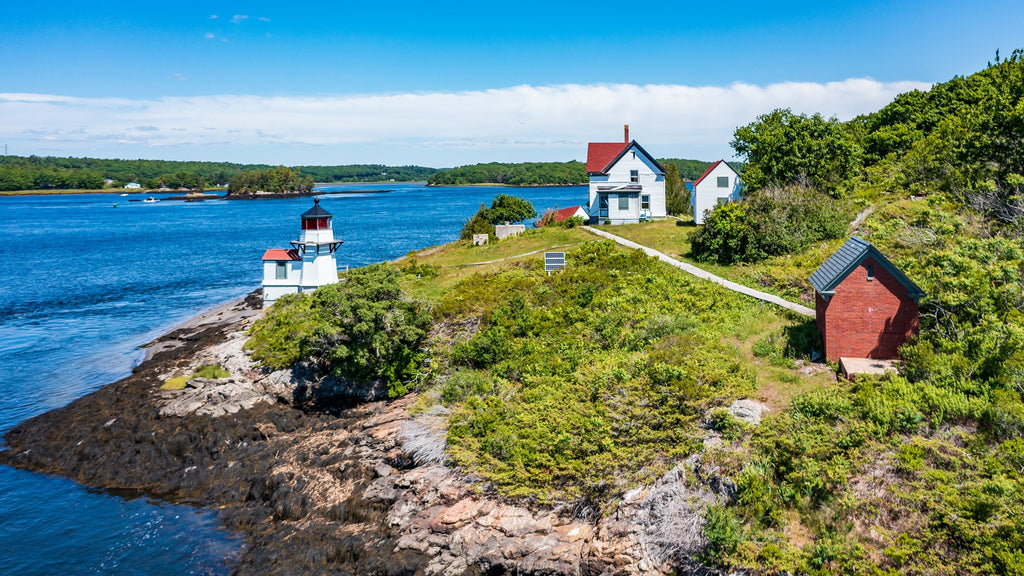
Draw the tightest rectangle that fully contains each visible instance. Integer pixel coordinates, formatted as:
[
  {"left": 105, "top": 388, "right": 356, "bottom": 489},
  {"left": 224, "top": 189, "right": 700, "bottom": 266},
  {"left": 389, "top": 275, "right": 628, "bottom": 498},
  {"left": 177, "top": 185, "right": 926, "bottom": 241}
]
[{"left": 582, "top": 226, "right": 816, "bottom": 317}]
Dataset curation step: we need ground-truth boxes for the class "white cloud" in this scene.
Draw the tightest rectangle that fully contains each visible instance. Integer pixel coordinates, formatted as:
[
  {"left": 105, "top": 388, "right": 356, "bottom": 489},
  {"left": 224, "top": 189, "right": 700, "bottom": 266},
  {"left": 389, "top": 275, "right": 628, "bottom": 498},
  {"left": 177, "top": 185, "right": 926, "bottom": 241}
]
[
  {"left": 0, "top": 80, "right": 931, "bottom": 165},
  {"left": 231, "top": 14, "right": 249, "bottom": 24}
]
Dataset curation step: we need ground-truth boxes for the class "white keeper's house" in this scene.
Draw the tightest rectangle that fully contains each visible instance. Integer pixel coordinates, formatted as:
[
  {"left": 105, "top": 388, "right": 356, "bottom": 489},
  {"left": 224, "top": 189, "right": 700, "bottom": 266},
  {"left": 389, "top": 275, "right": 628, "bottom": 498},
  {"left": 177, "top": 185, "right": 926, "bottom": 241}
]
[
  {"left": 586, "top": 125, "right": 666, "bottom": 224},
  {"left": 692, "top": 160, "right": 744, "bottom": 225},
  {"left": 261, "top": 199, "right": 342, "bottom": 307}
]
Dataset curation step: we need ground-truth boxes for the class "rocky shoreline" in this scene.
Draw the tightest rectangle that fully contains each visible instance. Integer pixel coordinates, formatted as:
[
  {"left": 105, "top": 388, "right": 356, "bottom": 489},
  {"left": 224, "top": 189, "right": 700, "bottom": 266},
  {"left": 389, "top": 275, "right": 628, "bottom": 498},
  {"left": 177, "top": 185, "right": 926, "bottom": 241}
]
[{"left": 0, "top": 291, "right": 735, "bottom": 575}]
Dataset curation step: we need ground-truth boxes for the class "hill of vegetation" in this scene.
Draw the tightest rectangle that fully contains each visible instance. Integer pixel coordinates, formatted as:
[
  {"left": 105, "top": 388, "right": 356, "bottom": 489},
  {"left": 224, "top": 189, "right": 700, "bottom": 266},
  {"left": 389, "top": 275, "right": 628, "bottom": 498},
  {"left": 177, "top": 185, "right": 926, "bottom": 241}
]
[
  {"left": 426, "top": 158, "right": 726, "bottom": 188},
  {"left": 427, "top": 161, "right": 588, "bottom": 186},
  {"left": 0, "top": 155, "right": 437, "bottom": 192},
  {"left": 248, "top": 52, "right": 1024, "bottom": 574}
]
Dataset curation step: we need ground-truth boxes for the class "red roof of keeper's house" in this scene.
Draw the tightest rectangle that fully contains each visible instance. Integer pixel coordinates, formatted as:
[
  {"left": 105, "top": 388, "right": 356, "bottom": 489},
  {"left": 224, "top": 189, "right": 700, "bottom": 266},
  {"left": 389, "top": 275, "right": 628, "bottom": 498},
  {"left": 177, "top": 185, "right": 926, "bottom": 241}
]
[
  {"left": 551, "top": 205, "right": 586, "bottom": 222},
  {"left": 586, "top": 142, "right": 630, "bottom": 174},
  {"left": 262, "top": 248, "right": 301, "bottom": 261}
]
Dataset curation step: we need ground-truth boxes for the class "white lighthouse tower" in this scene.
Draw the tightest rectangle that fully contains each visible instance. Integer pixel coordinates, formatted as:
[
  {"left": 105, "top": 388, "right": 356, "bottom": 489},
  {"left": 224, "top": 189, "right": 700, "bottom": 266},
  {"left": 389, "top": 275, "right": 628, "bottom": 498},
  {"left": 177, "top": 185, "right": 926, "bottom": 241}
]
[{"left": 261, "top": 199, "right": 343, "bottom": 307}]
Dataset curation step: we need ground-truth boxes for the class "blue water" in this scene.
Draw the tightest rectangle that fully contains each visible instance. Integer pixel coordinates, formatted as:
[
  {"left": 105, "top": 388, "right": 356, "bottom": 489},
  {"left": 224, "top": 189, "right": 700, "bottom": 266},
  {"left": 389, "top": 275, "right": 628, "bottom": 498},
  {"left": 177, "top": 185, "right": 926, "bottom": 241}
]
[{"left": 0, "top": 184, "right": 586, "bottom": 574}]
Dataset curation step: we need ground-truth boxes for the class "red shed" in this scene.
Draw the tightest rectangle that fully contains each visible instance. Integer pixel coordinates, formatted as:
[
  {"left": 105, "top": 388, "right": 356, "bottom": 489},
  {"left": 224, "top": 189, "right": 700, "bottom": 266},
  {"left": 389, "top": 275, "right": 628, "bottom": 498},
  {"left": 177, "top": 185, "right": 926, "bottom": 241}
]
[{"left": 809, "top": 237, "right": 925, "bottom": 361}]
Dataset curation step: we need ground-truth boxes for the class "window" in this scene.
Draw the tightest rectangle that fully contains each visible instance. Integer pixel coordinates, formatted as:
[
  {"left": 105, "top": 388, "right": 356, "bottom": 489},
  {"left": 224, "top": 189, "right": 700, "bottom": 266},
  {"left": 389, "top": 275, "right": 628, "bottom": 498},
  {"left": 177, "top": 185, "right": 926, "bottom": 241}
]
[
  {"left": 599, "top": 195, "right": 609, "bottom": 217},
  {"left": 630, "top": 170, "right": 639, "bottom": 183},
  {"left": 717, "top": 176, "right": 729, "bottom": 188},
  {"left": 618, "top": 196, "right": 629, "bottom": 211},
  {"left": 641, "top": 194, "right": 650, "bottom": 210},
  {"left": 717, "top": 197, "right": 729, "bottom": 206},
  {"left": 866, "top": 264, "right": 875, "bottom": 281},
  {"left": 301, "top": 217, "right": 329, "bottom": 230},
  {"left": 275, "top": 262, "right": 288, "bottom": 280}
]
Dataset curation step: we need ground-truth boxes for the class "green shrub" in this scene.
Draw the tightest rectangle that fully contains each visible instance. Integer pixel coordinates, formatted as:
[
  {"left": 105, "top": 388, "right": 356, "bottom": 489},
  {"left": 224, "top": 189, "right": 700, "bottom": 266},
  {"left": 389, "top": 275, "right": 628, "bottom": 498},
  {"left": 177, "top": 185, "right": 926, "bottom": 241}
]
[
  {"left": 703, "top": 505, "right": 742, "bottom": 558},
  {"left": 247, "top": 264, "right": 431, "bottom": 398},
  {"left": 708, "top": 407, "right": 750, "bottom": 441},
  {"left": 160, "top": 376, "right": 189, "bottom": 390},
  {"left": 245, "top": 293, "right": 318, "bottom": 370},
  {"left": 459, "top": 203, "right": 496, "bottom": 241},
  {"left": 440, "top": 369, "right": 497, "bottom": 405},
  {"left": 194, "top": 364, "right": 230, "bottom": 379},
  {"left": 690, "top": 185, "right": 850, "bottom": 264},
  {"left": 308, "top": 264, "right": 432, "bottom": 397}
]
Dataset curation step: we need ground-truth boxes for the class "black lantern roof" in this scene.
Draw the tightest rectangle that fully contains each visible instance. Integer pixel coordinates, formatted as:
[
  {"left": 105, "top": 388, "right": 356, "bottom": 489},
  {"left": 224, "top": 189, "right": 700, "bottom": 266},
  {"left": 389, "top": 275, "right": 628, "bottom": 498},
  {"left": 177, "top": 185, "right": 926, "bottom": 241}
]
[{"left": 300, "top": 198, "right": 332, "bottom": 219}]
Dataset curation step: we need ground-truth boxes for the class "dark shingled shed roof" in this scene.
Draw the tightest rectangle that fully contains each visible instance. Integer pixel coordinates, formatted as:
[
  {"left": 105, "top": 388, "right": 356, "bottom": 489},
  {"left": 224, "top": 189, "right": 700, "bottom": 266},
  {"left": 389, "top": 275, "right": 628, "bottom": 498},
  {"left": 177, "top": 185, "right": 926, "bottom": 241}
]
[
  {"left": 809, "top": 236, "right": 925, "bottom": 301},
  {"left": 301, "top": 198, "right": 332, "bottom": 219}
]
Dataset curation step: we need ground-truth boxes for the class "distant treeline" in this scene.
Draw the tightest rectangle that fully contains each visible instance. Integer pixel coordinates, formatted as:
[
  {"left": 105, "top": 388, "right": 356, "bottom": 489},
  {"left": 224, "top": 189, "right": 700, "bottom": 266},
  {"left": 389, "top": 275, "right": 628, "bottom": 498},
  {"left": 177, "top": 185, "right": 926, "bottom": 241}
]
[
  {"left": 0, "top": 155, "right": 438, "bottom": 192},
  {"left": 428, "top": 162, "right": 588, "bottom": 186},
  {"left": 427, "top": 158, "right": 733, "bottom": 187},
  {"left": 0, "top": 153, "right": 735, "bottom": 192},
  {"left": 227, "top": 166, "right": 315, "bottom": 195},
  {"left": 659, "top": 158, "right": 746, "bottom": 181}
]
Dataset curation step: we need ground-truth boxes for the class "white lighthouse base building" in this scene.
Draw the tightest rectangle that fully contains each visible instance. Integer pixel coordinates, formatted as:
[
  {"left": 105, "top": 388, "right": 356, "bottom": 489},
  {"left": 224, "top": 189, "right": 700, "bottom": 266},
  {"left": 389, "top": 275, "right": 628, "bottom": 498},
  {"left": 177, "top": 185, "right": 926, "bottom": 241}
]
[{"left": 261, "top": 199, "right": 342, "bottom": 307}]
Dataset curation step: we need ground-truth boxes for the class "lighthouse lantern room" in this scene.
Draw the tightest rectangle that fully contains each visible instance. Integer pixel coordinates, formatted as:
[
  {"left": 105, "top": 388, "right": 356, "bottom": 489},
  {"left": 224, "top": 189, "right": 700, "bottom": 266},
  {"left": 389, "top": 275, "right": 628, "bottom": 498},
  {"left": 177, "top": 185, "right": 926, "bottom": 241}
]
[{"left": 261, "top": 199, "right": 343, "bottom": 307}]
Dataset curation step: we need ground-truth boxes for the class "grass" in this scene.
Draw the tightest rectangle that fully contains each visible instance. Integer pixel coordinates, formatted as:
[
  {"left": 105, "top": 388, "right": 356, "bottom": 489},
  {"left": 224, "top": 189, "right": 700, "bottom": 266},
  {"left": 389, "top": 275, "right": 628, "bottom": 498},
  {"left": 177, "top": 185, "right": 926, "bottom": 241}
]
[
  {"left": 160, "top": 376, "right": 190, "bottom": 391},
  {"left": 398, "top": 226, "right": 594, "bottom": 303},
  {"left": 159, "top": 364, "right": 229, "bottom": 390},
  {"left": 593, "top": 219, "right": 848, "bottom": 306}
]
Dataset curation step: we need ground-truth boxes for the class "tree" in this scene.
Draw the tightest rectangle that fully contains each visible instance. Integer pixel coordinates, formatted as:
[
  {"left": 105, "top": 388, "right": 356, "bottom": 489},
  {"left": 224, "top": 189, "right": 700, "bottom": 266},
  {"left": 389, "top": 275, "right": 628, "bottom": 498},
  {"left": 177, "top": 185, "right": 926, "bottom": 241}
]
[
  {"left": 488, "top": 194, "right": 537, "bottom": 224},
  {"left": 731, "top": 108, "right": 860, "bottom": 197},
  {"left": 690, "top": 185, "right": 850, "bottom": 264},
  {"left": 308, "top": 264, "right": 431, "bottom": 397},
  {"left": 665, "top": 164, "right": 691, "bottom": 216},
  {"left": 460, "top": 203, "right": 496, "bottom": 240}
]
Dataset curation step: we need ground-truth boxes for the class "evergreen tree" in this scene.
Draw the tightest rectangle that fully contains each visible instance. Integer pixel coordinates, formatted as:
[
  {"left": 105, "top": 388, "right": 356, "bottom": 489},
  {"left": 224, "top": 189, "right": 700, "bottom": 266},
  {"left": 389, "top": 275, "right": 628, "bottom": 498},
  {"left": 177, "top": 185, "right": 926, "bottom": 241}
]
[{"left": 664, "top": 164, "right": 691, "bottom": 216}]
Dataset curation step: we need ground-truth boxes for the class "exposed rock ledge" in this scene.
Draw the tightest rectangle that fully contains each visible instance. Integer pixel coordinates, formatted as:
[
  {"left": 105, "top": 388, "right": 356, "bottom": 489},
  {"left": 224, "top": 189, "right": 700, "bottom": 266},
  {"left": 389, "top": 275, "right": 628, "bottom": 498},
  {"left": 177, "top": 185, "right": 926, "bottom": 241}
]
[{"left": 0, "top": 292, "right": 732, "bottom": 575}]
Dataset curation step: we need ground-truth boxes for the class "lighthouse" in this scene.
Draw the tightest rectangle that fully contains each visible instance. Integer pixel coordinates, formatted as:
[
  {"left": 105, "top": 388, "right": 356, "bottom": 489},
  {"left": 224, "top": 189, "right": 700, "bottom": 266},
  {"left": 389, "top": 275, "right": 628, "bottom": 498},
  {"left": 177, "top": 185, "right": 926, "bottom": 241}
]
[{"left": 261, "top": 199, "right": 343, "bottom": 307}]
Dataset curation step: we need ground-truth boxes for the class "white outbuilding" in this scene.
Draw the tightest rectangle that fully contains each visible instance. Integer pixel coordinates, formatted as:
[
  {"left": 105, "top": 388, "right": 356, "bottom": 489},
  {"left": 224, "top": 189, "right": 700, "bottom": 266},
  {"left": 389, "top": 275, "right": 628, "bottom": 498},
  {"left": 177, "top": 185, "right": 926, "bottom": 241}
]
[
  {"left": 586, "top": 125, "right": 666, "bottom": 224},
  {"left": 261, "top": 199, "right": 342, "bottom": 307},
  {"left": 692, "top": 160, "right": 744, "bottom": 225}
]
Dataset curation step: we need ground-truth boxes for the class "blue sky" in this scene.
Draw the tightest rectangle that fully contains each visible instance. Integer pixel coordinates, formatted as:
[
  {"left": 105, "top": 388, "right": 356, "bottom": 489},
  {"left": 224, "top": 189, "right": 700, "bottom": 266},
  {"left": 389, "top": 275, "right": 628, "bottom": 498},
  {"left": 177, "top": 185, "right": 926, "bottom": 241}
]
[{"left": 1, "top": 0, "right": 1022, "bottom": 166}]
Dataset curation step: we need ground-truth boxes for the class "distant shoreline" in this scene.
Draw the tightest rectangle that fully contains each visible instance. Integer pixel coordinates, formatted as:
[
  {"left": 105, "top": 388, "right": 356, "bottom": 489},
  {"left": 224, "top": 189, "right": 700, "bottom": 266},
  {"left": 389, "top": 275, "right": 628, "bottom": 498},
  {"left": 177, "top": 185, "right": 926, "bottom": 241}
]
[
  {"left": 424, "top": 182, "right": 586, "bottom": 188},
  {"left": 0, "top": 181, "right": 586, "bottom": 197}
]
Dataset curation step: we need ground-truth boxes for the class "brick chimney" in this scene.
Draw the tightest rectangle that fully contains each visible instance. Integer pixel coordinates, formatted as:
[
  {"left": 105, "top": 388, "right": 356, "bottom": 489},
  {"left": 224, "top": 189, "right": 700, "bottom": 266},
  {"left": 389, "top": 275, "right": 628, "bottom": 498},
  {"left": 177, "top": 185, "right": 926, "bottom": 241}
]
[{"left": 624, "top": 124, "right": 630, "bottom": 142}]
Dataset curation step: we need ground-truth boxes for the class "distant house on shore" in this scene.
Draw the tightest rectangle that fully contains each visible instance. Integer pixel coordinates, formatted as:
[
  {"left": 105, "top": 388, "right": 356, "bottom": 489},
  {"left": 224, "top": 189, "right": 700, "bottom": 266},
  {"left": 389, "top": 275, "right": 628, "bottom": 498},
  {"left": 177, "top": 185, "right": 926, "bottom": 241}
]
[
  {"left": 261, "top": 199, "right": 342, "bottom": 307},
  {"left": 692, "top": 160, "right": 743, "bottom": 225},
  {"left": 586, "top": 125, "right": 666, "bottom": 224},
  {"left": 541, "top": 205, "right": 588, "bottom": 225},
  {"left": 809, "top": 237, "right": 924, "bottom": 361},
  {"left": 124, "top": 182, "right": 142, "bottom": 190}
]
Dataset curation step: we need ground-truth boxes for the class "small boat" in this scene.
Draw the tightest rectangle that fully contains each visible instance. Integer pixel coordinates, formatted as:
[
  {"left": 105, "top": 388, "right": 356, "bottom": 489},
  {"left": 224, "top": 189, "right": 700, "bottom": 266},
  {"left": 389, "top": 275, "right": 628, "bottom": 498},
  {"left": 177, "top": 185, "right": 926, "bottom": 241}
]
[
  {"left": 143, "top": 197, "right": 158, "bottom": 203},
  {"left": 120, "top": 193, "right": 128, "bottom": 197}
]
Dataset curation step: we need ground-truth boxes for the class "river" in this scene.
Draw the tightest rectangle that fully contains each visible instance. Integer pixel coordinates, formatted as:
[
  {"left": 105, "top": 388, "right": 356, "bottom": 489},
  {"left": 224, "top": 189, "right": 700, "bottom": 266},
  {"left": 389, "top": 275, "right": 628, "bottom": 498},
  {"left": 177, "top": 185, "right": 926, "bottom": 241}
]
[{"left": 0, "top": 183, "right": 586, "bottom": 574}]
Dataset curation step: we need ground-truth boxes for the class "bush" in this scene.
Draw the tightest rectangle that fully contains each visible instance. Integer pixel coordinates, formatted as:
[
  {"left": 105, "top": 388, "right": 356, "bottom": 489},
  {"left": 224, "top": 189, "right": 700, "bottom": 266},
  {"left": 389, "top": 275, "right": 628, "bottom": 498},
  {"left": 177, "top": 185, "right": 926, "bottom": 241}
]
[
  {"left": 246, "top": 264, "right": 431, "bottom": 398},
  {"left": 194, "top": 364, "right": 230, "bottom": 379},
  {"left": 703, "top": 505, "right": 742, "bottom": 558},
  {"left": 459, "top": 203, "right": 496, "bottom": 241},
  {"left": 308, "top": 264, "right": 432, "bottom": 397}
]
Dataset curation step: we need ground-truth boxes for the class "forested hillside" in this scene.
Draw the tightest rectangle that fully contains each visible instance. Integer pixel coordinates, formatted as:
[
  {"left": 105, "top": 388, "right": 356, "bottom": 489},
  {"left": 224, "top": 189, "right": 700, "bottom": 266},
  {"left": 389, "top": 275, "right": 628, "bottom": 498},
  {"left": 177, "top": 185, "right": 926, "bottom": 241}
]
[
  {"left": 0, "top": 155, "right": 437, "bottom": 192},
  {"left": 426, "top": 161, "right": 587, "bottom": 186},
  {"left": 426, "top": 158, "right": 725, "bottom": 187}
]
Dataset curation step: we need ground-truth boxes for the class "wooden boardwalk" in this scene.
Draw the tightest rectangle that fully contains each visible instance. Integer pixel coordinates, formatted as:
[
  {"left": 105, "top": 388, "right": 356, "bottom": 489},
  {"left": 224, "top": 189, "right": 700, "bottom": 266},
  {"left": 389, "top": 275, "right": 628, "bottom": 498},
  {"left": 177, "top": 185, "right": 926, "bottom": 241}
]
[{"left": 582, "top": 226, "right": 816, "bottom": 318}]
